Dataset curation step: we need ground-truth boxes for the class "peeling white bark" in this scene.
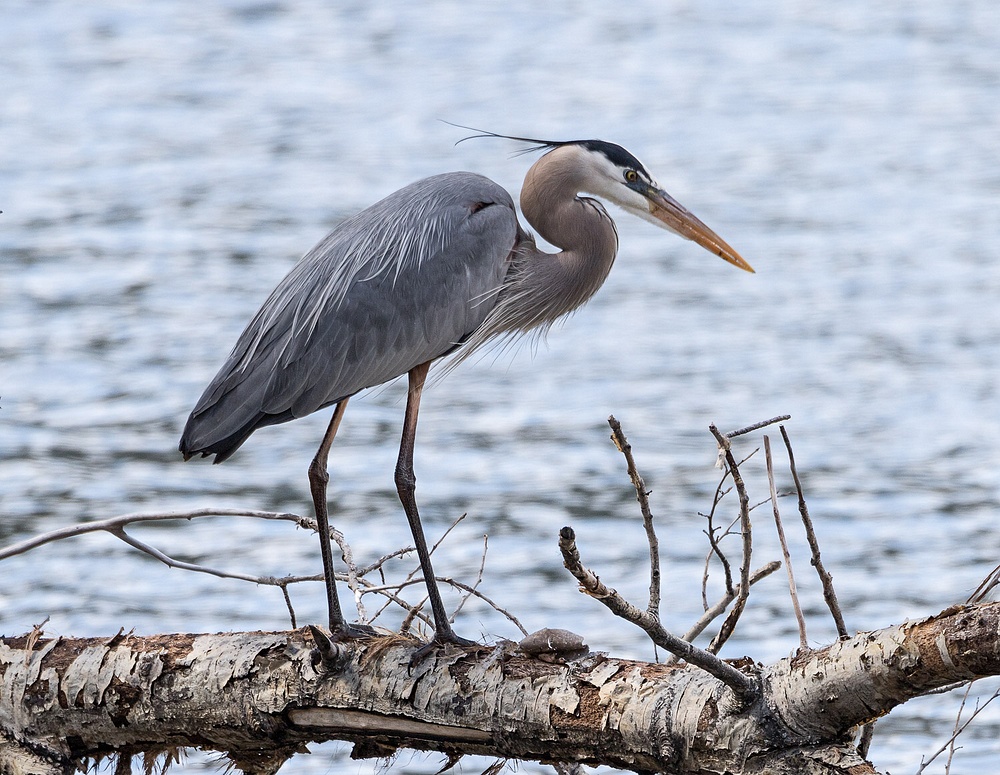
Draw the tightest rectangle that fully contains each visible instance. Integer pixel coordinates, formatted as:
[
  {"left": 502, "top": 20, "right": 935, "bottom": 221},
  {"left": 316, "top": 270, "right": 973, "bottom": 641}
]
[{"left": 2, "top": 603, "right": 999, "bottom": 774}]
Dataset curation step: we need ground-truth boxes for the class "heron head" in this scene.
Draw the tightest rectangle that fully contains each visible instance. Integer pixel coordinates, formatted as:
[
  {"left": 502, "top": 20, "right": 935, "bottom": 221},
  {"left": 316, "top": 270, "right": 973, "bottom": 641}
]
[{"left": 569, "top": 140, "right": 754, "bottom": 273}]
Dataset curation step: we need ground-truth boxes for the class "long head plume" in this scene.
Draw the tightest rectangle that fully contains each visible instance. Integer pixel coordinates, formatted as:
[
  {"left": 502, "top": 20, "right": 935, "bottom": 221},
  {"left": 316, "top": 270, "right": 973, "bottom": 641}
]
[{"left": 445, "top": 121, "right": 639, "bottom": 163}]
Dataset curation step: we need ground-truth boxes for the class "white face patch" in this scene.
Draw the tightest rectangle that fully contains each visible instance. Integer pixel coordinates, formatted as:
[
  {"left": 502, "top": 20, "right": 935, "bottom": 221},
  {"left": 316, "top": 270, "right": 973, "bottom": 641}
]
[
  {"left": 575, "top": 149, "right": 658, "bottom": 219},
  {"left": 524, "top": 138, "right": 751, "bottom": 271},
  {"left": 538, "top": 142, "right": 674, "bottom": 232}
]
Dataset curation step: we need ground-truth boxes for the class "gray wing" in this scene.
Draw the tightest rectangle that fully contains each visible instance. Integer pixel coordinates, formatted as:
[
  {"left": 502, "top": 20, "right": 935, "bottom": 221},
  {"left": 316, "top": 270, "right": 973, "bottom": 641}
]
[{"left": 180, "top": 172, "right": 519, "bottom": 462}]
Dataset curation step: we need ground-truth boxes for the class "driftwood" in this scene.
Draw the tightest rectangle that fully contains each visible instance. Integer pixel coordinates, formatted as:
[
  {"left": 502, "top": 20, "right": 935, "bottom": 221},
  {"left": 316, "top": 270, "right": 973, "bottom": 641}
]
[
  {"left": 1, "top": 417, "right": 996, "bottom": 774},
  {"left": 2, "top": 603, "right": 1000, "bottom": 775}
]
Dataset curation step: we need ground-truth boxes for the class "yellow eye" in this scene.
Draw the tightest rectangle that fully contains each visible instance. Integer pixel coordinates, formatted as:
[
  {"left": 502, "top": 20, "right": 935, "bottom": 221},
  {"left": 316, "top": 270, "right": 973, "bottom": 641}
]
[{"left": 624, "top": 169, "right": 639, "bottom": 184}]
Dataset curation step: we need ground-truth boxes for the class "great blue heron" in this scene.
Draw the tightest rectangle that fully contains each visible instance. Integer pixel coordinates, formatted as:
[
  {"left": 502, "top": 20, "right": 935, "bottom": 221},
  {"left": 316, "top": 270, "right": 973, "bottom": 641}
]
[{"left": 179, "top": 132, "right": 753, "bottom": 649}]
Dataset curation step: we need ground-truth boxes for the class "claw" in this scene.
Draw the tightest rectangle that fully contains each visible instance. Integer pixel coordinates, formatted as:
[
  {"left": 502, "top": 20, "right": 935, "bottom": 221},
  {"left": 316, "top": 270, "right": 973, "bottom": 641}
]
[
  {"left": 308, "top": 623, "right": 377, "bottom": 672},
  {"left": 408, "top": 629, "right": 482, "bottom": 666}
]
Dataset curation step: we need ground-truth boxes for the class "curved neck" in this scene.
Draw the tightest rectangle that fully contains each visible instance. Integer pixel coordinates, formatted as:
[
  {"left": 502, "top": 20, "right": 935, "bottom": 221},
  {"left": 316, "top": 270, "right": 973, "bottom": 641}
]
[
  {"left": 458, "top": 148, "right": 623, "bottom": 347},
  {"left": 518, "top": 149, "right": 620, "bottom": 313}
]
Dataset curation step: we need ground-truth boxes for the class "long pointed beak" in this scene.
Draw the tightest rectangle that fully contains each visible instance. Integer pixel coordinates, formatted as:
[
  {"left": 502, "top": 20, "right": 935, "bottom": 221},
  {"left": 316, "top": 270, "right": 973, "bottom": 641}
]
[{"left": 647, "top": 189, "right": 754, "bottom": 273}]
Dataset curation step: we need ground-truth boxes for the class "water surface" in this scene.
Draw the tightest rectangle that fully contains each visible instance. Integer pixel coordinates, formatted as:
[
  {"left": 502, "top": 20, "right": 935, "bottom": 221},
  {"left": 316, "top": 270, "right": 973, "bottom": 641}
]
[{"left": 2, "top": 2, "right": 999, "bottom": 772}]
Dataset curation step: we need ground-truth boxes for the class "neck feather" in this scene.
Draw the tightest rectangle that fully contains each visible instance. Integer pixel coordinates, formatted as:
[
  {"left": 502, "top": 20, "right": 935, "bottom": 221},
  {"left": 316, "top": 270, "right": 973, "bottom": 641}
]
[
  {"left": 514, "top": 149, "right": 620, "bottom": 321},
  {"left": 449, "top": 148, "right": 621, "bottom": 359}
]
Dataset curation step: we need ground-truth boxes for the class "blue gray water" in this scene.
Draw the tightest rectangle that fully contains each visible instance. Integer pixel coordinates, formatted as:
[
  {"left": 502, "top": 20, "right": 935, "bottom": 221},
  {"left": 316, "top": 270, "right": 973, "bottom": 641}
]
[{"left": 2, "top": 2, "right": 999, "bottom": 772}]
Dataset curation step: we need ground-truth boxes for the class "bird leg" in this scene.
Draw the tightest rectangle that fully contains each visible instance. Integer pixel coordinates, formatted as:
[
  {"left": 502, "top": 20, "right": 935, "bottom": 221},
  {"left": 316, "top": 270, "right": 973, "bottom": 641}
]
[
  {"left": 307, "top": 399, "right": 373, "bottom": 640},
  {"left": 395, "top": 362, "right": 477, "bottom": 652}
]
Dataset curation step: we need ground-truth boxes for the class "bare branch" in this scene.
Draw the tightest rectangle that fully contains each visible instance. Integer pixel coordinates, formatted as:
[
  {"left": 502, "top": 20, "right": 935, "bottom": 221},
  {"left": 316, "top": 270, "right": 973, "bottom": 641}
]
[
  {"left": 725, "top": 415, "right": 792, "bottom": 439},
  {"left": 399, "top": 592, "right": 430, "bottom": 636},
  {"left": 0, "top": 509, "right": 426, "bottom": 630},
  {"left": 707, "top": 425, "right": 753, "bottom": 655},
  {"left": 765, "top": 435, "right": 807, "bottom": 648},
  {"left": 324, "top": 523, "right": 369, "bottom": 623},
  {"left": 702, "top": 482, "right": 737, "bottom": 603},
  {"left": 558, "top": 525, "right": 758, "bottom": 703},
  {"left": 968, "top": 566, "right": 1000, "bottom": 604},
  {"left": 916, "top": 681, "right": 1000, "bottom": 774},
  {"left": 441, "top": 574, "right": 528, "bottom": 637},
  {"left": 701, "top": 447, "right": 763, "bottom": 608},
  {"left": 0, "top": 508, "right": 514, "bottom": 639},
  {"left": 0, "top": 508, "right": 310, "bottom": 562},
  {"left": 369, "top": 512, "right": 468, "bottom": 627},
  {"left": 448, "top": 534, "right": 489, "bottom": 623},
  {"left": 779, "top": 425, "right": 848, "bottom": 638},
  {"left": 674, "top": 561, "right": 782, "bottom": 652},
  {"left": 280, "top": 583, "right": 297, "bottom": 629},
  {"left": 109, "top": 526, "right": 270, "bottom": 585},
  {"left": 608, "top": 415, "right": 661, "bottom": 616},
  {"left": 358, "top": 546, "right": 416, "bottom": 576},
  {"left": 361, "top": 572, "right": 525, "bottom": 637},
  {"left": 945, "top": 682, "right": 974, "bottom": 775}
]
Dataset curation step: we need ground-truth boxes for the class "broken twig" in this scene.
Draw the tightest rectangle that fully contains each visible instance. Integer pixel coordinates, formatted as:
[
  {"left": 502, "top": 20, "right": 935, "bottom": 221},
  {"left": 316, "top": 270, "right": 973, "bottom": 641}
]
[
  {"left": 707, "top": 425, "right": 753, "bottom": 655},
  {"left": 765, "top": 435, "right": 807, "bottom": 648},
  {"left": 779, "top": 425, "right": 847, "bottom": 638},
  {"left": 558, "top": 526, "right": 758, "bottom": 703},
  {"left": 608, "top": 415, "right": 661, "bottom": 616}
]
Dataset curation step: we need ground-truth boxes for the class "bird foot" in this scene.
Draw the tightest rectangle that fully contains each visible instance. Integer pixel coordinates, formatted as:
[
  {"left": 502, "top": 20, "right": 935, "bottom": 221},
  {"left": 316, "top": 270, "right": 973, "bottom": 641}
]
[
  {"left": 308, "top": 622, "right": 378, "bottom": 671},
  {"left": 408, "top": 629, "right": 482, "bottom": 666}
]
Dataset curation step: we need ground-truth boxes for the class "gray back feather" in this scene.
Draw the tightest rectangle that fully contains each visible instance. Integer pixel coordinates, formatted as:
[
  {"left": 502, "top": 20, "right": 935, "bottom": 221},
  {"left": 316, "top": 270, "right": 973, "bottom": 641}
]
[{"left": 182, "top": 172, "right": 518, "bottom": 456}]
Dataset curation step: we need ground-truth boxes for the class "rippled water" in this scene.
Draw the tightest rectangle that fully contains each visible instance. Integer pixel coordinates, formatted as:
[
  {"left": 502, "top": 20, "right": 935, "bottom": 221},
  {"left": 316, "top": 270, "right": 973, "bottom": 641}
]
[{"left": 3, "top": 2, "right": 999, "bottom": 773}]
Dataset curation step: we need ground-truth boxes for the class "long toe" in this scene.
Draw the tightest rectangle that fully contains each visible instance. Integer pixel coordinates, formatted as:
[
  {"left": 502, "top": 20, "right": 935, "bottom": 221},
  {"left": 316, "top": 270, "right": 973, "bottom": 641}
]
[
  {"left": 309, "top": 623, "right": 382, "bottom": 671},
  {"left": 340, "top": 622, "right": 379, "bottom": 640},
  {"left": 436, "top": 630, "right": 479, "bottom": 648},
  {"left": 408, "top": 628, "right": 482, "bottom": 665}
]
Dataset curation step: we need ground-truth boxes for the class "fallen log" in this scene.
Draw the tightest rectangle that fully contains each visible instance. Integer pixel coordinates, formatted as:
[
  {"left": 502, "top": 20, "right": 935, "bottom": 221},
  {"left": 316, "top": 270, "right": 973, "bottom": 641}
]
[{"left": 2, "top": 602, "right": 998, "bottom": 775}]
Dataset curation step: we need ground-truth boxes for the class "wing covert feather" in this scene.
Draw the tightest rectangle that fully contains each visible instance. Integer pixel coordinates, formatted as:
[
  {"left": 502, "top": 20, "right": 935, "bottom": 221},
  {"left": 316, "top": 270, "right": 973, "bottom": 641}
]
[{"left": 180, "top": 172, "right": 518, "bottom": 458}]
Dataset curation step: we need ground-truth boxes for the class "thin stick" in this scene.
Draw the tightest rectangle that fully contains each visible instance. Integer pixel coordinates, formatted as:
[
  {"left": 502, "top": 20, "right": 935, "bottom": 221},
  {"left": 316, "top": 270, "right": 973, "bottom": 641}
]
[
  {"left": 765, "top": 435, "right": 807, "bottom": 648},
  {"left": 676, "top": 561, "right": 782, "bottom": 647},
  {"left": 702, "top": 481, "right": 736, "bottom": 602},
  {"left": 967, "top": 566, "right": 1000, "bottom": 604},
  {"left": 369, "top": 513, "right": 468, "bottom": 623},
  {"left": 725, "top": 415, "right": 792, "bottom": 439},
  {"left": 109, "top": 527, "right": 274, "bottom": 585},
  {"left": 0, "top": 508, "right": 310, "bottom": 561},
  {"left": 0, "top": 508, "right": 498, "bottom": 634},
  {"left": 357, "top": 547, "right": 415, "bottom": 576},
  {"left": 367, "top": 571, "right": 526, "bottom": 637},
  {"left": 358, "top": 572, "right": 510, "bottom": 635},
  {"left": 707, "top": 425, "right": 752, "bottom": 655},
  {"left": 449, "top": 534, "right": 490, "bottom": 622},
  {"left": 559, "top": 526, "right": 758, "bottom": 703},
  {"left": 779, "top": 425, "right": 848, "bottom": 638},
  {"left": 666, "top": 560, "right": 782, "bottom": 665},
  {"left": 399, "top": 594, "right": 430, "bottom": 636},
  {"left": 0, "top": 510, "right": 375, "bottom": 601},
  {"left": 700, "top": 447, "right": 762, "bottom": 606},
  {"left": 916, "top": 681, "right": 1000, "bottom": 774},
  {"left": 945, "top": 682, "right": 975, "bottom": 775},
  {"left": 442, "top": 574, "right": 527, "bottom": 636},
  {"left": 608, "top": 416, "right": 660, "bottom": 616},
  {"left": 279, "top": 584, "right": 297, "bottom": 629}
]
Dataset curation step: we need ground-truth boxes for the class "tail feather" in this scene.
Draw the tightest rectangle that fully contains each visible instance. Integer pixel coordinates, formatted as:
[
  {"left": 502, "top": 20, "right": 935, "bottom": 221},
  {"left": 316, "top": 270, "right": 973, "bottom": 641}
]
[{"left": 179, "top": 407, "right": 294, "bottom": 463}]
